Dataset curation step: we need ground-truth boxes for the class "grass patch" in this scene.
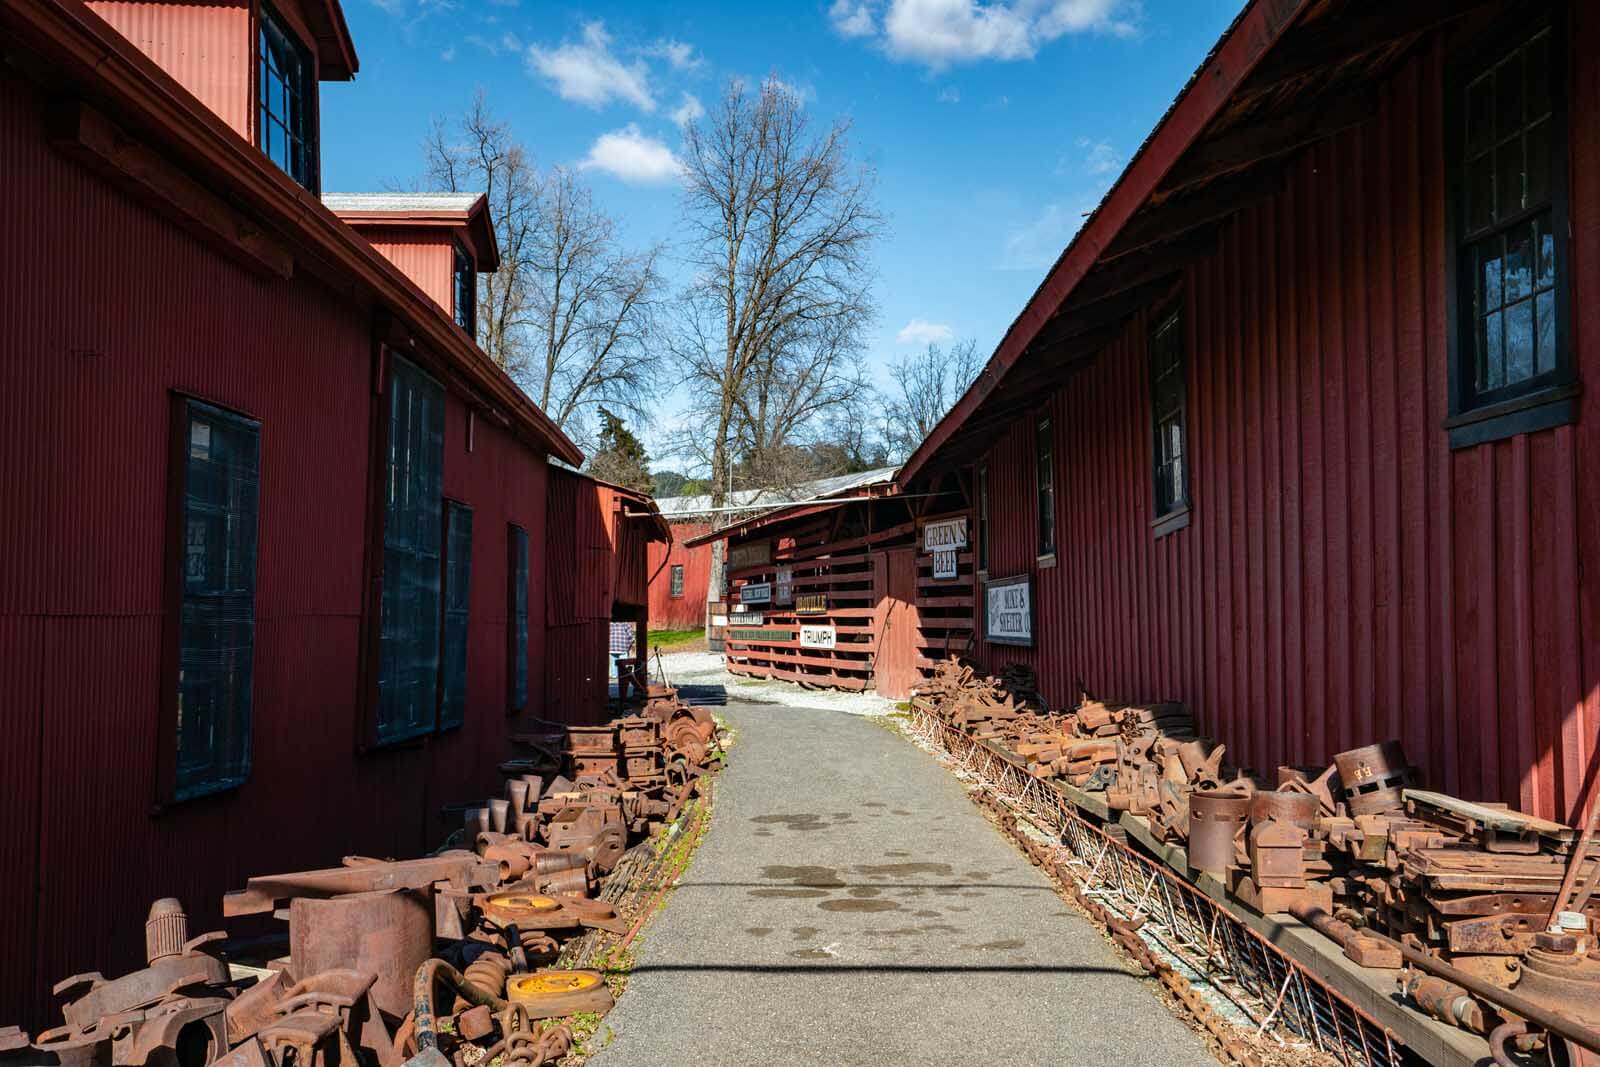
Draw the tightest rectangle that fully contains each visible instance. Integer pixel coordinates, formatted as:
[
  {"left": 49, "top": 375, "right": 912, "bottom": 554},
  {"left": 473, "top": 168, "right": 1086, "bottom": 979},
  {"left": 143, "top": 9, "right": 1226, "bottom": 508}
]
[{"left": 648, "top": 628, "right": 703, "bottom": 649}]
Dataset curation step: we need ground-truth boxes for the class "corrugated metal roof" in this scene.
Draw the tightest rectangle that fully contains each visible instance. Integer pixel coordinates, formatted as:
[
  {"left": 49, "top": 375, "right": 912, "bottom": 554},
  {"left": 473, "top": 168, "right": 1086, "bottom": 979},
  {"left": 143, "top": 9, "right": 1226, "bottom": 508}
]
[
  {"left": 322, "top": 192, "right": 484, "bottom": 215},
  {"left": 655, "top": 465, "right": 900, "bottom": 518}
]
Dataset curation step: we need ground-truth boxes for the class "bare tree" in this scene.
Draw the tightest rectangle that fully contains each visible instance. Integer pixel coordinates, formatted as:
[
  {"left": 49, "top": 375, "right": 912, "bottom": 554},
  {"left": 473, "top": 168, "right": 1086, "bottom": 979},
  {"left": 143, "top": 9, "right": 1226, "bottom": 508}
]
[
  {"left": 673, "top": 76, "right": 882, "bottom": 510},
  {"left": 882, "top": 337, "right": 983, "bottom": 461},
  {"left": 424, "top": 92, "right": 663, "bottom": 438}
]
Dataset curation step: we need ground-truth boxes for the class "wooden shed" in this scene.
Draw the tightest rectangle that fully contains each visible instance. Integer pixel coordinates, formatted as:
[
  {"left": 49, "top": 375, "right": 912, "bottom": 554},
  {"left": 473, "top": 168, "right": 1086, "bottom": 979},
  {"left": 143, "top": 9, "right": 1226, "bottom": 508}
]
[
  {"left": 897, "top": 0, "right": 1600, "bottom": 825},
  {"left": 690, "top": 469, "right": 973, "bottom": 699}
]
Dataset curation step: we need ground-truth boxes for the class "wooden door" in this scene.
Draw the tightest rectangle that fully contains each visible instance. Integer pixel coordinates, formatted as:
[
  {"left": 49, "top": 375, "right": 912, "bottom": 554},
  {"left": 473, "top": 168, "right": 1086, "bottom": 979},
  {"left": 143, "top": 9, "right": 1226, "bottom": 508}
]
[{"left": 873, "top": 546, "right": 921, "bottom": 698}]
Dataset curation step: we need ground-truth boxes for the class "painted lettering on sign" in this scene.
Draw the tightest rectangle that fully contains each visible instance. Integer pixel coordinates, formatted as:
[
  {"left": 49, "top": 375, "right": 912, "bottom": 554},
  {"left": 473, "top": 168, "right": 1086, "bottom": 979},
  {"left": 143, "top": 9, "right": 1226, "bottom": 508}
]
[
  {"left": 799, "top": 624, "right": 836, "bottom": 649},
  {"left": 740, "top": 581, "right": 772, "bottom": 604},
  {"left": 727, "top": 627, "right": 791, "bottom": 642},
  {"left": 729, "top": 540, "right": 772, "bottom": 569},
  {"left": 775, "top": 565, "right": 794, "bottom": 604},
  {"left": 984, "top": 575, "right": 1033, "bottom": 646},
  {"left": 922, "top": 517, "right": 968, "bottom": 552},
  {"left": 795, "top": 593, "right": 828, "bottom": 616},
  {"left": 932, "top": 547, "right": 959, "bottom": 580}
]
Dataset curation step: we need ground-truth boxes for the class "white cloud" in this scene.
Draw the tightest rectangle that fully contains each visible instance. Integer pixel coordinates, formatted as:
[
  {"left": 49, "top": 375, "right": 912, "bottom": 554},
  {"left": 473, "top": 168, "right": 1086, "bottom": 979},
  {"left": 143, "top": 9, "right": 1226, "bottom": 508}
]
[
  {"left": 766, "top": 76, "right": 816, "bottom": 105},
  {"left": 528, "top": 21, "right": 655, "bottom": 112},
  {"left": 580, "top": 124, "right": 683, "bottom": 183},
  {"left": 844, "top": 0, "right": 1136, "bottom": 69},
  {"left": 1076, "top": 136, "right": 1119, "bottom": 176},
  {"left": 1001, "top": 197, "right": 1100, "bottom": 270},
  {"left": 829, "top": 0, "right": 877, "bottom": 37},
  {"left": 440, "top": 45, "right": 456, "bottom": 61},
  {"left": 897, "top": 319, "right": 955, "bottom": 345},
  {"left": 670, "top": 92, "right": 705, "bottom": 127},
  {"left": 937, "top": 86, "right": 960, "bottom": 103},
  {"left": 646, "top": 39, "right": 704, "bottom": 72}
]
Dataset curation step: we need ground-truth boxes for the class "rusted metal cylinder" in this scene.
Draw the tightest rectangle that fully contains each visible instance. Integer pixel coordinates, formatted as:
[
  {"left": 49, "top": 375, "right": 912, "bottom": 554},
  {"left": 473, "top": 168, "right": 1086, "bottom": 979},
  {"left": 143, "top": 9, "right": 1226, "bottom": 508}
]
[
  {"left": 290, "top": 889, "right": 433, "bottom": 1020},
  {"left": 1250, "top": 790, "right": 1320, "bottom": 831},
  {"left": 463, "top": 808, "right": 483, "bottom": 837},
  {"left": 488, "top": 799, "right": 511, "bottom": 833},
  {"left": 144, "top": 898, "right": 187, "bottom": 964},
  {"left": 1334, "top": 741, "right": 1415, "bottom": 816},
  {"left": 1188, "top": 790, "right": 1251, "bottom": 876},
  {"left": 507, "top": 779, "right": 529, "bottom": 814}
]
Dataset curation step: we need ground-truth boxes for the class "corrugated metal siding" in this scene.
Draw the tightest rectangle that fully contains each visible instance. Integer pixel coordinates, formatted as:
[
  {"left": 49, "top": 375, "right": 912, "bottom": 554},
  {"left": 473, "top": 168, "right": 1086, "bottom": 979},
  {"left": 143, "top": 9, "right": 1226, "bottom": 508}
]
[
  {"left": 0, "top": 72, "right": 556, "bottom": 1028},
  {"left": 544, "top": 621, "right": 609, "bottom": 725},
  {"left": 971, "top": 31, "right": 1598, "bottom": 823},
  {"left": 356, "top": 227, "right": 456, "bottom": 317},
  {"left": 648, "top": 523, "right": 712, "bottom": 629},
  {"left": 614, "top": 517, "right": 650, "bottom": 607},
  {"left": 87, "top": 1, "right": 252, "bottom": 138}
]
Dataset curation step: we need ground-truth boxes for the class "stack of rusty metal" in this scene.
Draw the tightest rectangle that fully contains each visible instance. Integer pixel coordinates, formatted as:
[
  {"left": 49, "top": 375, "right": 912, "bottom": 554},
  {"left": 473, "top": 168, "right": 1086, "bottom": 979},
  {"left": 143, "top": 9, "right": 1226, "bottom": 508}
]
[{"left": 0, "top": 707, "right": 723, "bottom": 1067}]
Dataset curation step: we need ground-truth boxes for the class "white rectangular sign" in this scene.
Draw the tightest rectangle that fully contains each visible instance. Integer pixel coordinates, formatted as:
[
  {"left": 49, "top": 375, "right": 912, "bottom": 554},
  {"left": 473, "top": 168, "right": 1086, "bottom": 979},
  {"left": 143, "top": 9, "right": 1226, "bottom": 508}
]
[
  {"left": 711, "top": 614, "right": 730, "bottom": 627},
  {"left": 799, "top": 624, "right": 837, "bottom": 650},
  {"left": 740, "top": 581, "right": 772, "bottom": 604},
  {"left": 923, "top": 517, "right": 969, "bottom": 552},
  {"left": 775, "top": 565, "right": 794, "bottom": 605},
  {"left": 984, "top": 575, "right": 1033, "bottom": 646},
  {"left": 932, "top": 547, "right": 959, "bottom": 580}
]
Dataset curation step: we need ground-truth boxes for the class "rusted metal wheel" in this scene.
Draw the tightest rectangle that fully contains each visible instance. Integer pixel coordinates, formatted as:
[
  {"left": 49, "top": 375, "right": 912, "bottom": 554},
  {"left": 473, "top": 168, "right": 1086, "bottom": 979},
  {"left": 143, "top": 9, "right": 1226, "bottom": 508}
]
[{"left": 503, "top": 971, "right": 614, "bottom": 1019}]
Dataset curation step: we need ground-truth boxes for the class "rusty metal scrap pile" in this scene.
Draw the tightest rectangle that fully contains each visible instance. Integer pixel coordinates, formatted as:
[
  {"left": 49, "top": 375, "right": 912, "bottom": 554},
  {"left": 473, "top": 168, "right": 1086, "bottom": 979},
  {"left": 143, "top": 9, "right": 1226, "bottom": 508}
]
[
  {"left": 913, "top": 657, "right": 1600, "bottom": 1066},
  {"left": 1, "top": 686, "right": 721, "bottom": 1067}
]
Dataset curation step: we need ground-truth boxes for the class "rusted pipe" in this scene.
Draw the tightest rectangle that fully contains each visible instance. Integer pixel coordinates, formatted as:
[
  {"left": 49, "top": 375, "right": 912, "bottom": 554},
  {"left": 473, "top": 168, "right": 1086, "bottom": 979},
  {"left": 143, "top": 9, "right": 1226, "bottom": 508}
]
[
  {"left": 410, "top": 960, "right": 506, "bottom": 1053},
  {"left": 1551, "top": 798, "right": 1599, "bottom": 922},
  {"left": 1291, "top": 904, "right": 1600, "bottom": 1057}
]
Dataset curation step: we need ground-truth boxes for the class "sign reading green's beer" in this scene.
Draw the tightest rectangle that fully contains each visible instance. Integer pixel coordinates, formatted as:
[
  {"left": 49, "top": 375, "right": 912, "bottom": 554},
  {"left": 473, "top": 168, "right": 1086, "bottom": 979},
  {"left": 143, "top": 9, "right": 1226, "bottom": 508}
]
[
  {"left": 795, "top": 593, "right": 828, "bottom": 616},
  {"left": 726, "top": 627, "right": 792, "bottom": 643},
  {"left": 923, "top": 517, "right": 967, "bottom": 581}
]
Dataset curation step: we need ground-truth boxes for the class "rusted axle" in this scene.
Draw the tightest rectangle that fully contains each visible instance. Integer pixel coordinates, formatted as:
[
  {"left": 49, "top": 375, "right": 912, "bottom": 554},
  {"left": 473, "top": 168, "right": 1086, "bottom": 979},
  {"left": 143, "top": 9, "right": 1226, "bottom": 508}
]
[{"left": 1290, "top": 903, "right": 1600, "bottom": 1057}]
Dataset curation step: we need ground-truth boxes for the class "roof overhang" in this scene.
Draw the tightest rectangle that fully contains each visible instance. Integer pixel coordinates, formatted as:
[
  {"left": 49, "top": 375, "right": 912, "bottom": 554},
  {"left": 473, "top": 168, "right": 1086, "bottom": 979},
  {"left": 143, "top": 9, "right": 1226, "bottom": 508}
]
[
  {"left": 682, "top": 479, "right": 902, "bottom": 548},
  {"left": 328, "top": 196, "right": 502, "bottom": 272},
  {"left": 896, "top": 0, "right": 1476, "bottom": 486},
  {"left": 0, "top": 0, "right": 578, "bottom": 466},
  {"left": 304, "top": 0, "right": 359, "bottom": 81}
]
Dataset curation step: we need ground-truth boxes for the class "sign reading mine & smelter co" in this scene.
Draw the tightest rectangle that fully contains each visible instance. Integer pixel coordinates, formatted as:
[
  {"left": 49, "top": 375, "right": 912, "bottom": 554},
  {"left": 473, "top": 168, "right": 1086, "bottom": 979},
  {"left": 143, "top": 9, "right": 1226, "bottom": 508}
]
[{"left": 984, "top": 574, "right": 1033, "bottom": 646}]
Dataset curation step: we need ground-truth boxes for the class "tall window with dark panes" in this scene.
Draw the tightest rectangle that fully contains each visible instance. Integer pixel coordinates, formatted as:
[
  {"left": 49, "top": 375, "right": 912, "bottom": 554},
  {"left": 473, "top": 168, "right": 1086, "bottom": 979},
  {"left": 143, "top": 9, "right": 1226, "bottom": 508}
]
[
  {"left": 454, "top": 243, "right": 477, "bottom": 340},
  {"left": 1452, "top": 20, "right": 1568, "bottom": 434},
  {"left": 1036, "top": 417, "right": 1056, "bottom": 559},
  {"left": 976, "top": 463, "right": 990, "bottom": 574},
  {"left": 257, "top": 2, "right": 317, "bottom": 192},
  {"left": 1150, "top": 308, "right": 1189, "bottom": 521},
  {"left": 376, "top": 355, "right": 445, "bottom": 743},
  {"left": 438, "top": 502, "right": 473, "bottom": 731},
  {"left": 670, "top": 564, "right": 685, "bottom": 598},
  {"left": 171, "top": 400, "right": 259, "bottom": 800},
  {"left": 508, "top": 525, "right": 530, "bottom": 711}
]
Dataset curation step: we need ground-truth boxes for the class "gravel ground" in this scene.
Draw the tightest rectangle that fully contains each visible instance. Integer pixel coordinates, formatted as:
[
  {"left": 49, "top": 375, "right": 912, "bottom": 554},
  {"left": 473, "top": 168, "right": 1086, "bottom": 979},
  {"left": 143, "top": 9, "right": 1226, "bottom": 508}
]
[
  {"left": 650, "top": 650, "right": 902, "bottom": 717},
  {"left": 590, "top": 675, "right": 1217, "bottom": 1067}
]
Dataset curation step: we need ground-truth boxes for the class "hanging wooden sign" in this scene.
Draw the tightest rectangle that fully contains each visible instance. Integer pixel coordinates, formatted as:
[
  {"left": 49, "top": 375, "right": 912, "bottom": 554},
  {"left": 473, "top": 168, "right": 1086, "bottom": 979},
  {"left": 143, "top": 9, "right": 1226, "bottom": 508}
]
[
  {"left": 740, "top": 581, "right": 772, "bottom": 604},
  {"left": 984, "top": 574, "right": 1033, "bottom": 647},
  {"left": 799, "top": 624, "right": 837, "bottom": 649},
  {"left": 729, "top": 540, "right": 772, "bottom": 569},
  {"left": 775, "top": 565, "right": 794, "bottom": 604},
  {"left": 727, "top": 627, "right": 791, "bottom": 643},
  {"left": 922, "top": 517, "right": 968, "bottom": 552},
  {"left": 795, "top": 593, "right": 828, "bottom": 616}
]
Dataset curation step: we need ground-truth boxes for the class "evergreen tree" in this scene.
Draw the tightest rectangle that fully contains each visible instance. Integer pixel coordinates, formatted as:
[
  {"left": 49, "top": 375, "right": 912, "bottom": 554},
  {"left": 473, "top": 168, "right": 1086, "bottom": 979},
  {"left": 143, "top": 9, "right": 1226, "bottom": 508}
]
[{"left": 587, "top": 408, "right": 655, "bottom": 495}]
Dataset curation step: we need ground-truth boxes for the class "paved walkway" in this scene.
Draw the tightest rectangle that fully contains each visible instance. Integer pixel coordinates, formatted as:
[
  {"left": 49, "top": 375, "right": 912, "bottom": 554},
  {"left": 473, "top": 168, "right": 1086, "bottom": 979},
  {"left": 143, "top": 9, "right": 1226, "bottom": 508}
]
[{"left": 593, "top": 684, "right": 1216, "bottom": 1067}]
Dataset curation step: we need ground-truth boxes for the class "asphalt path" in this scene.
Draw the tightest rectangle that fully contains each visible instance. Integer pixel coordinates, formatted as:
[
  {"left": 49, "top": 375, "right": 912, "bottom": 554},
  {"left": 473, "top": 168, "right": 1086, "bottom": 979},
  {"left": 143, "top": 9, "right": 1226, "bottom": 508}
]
[{"left": 593, "top": 690, "right": 1217, "bottom": 1066}]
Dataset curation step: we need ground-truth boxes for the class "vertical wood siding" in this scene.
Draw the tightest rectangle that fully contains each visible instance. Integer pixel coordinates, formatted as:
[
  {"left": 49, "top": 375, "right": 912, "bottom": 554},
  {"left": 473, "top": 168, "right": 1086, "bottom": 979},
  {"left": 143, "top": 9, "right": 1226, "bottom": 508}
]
[
  {"left": 0, "top": 72, "right": 554, "bottom": 1028},
  {"left": 356, "top": 227, "right": 457, "bottom": 318},
  {"left": 648, "top": 523, "right": 712, "bottom": 630},
  {"left": 971, "top": 30, "right": 1598, "bottom": 824}
]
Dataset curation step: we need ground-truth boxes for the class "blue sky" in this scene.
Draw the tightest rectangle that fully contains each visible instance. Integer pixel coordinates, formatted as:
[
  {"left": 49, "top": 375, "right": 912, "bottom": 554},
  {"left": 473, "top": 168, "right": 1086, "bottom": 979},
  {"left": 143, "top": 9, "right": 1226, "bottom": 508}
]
[{"left": 322, "top": 0, "right": 1239, "bottom": 459}]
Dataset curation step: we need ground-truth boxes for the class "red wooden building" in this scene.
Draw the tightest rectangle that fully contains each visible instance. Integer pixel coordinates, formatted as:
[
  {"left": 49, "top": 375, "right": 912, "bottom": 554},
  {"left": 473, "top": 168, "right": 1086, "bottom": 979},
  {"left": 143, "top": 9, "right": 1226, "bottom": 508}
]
[
  {"left": 546, "top": 468, "right": 670, "bottom": 719},
  {"left": 898, "top": 0, "right": 1599, "bottom": 825},
  {"left": 647, "top": 519, "right": 713, "bottom": 631},
  {"left": 0, "top": 0, "right": 617, "bottom": 1028}
]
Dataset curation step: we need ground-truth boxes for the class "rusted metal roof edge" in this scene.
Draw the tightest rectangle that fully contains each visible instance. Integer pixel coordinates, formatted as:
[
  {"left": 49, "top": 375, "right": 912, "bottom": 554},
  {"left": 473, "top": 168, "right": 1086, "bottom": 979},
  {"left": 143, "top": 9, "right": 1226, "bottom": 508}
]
[
  {"left": 1, "top": 0, "right": 575, "bottom": 465},
  {"left": 895, "top": 0, "right": 1312, "bottom": 487}
]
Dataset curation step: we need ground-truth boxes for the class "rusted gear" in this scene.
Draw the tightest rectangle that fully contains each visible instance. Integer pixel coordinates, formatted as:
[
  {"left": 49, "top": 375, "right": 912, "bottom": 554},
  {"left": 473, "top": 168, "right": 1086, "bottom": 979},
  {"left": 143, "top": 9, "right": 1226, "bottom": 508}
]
[{"left": 503, "top": 972, "right": 613, "bottom": 1020}]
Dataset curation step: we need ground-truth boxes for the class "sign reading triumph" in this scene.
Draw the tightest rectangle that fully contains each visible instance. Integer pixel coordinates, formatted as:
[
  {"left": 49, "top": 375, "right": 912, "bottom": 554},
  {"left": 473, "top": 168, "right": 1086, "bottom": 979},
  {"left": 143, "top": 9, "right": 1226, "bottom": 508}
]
[{"left": 984, "top": 574, "right": 1033, "bottom": 646}]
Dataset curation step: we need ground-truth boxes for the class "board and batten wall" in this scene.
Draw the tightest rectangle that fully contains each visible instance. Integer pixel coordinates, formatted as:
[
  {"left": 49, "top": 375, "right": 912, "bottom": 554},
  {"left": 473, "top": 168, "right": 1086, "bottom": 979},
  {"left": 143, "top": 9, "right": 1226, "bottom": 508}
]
[{"left": 969, "top": 20, "right": 1600, "bottom": 824}]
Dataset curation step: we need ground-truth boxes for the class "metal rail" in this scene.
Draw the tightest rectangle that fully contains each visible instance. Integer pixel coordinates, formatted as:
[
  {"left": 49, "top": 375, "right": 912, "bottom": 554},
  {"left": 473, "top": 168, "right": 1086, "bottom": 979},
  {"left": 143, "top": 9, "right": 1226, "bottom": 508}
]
[{"left": 905, "top": 705, "right": 1416, "bottom": 1067}]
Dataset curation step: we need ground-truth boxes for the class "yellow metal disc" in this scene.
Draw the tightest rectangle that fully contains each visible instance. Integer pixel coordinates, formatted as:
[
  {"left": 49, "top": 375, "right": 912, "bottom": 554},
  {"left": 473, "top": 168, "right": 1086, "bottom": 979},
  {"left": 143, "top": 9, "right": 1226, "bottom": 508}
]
[
  {"left": 507, "top": 971, "right": 603, "bottom": 998},
  {"left": 484, "top": 893, "right": 561, "bottom": 920}
]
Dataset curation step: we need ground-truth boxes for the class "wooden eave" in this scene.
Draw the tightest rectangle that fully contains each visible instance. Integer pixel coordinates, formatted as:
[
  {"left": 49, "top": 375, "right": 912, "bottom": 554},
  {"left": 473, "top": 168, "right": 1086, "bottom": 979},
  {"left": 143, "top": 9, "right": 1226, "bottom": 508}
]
[{"left": 0, "top": 0, "right": 579, "bottom": 467}]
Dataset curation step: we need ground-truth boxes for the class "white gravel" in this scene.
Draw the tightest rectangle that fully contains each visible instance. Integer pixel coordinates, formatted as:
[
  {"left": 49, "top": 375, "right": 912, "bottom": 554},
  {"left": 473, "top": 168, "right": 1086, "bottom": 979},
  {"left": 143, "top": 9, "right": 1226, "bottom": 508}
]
[{"left": 649, "top": 650, "right": 900, "bottom": 717}]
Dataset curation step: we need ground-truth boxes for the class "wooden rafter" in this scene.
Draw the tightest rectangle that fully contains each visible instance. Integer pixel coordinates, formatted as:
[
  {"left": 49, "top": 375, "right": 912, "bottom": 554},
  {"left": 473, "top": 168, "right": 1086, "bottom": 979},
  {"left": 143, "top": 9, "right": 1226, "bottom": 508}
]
[{"left": 1160, "top": 87, "right": 1377, "bottom": 192}]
